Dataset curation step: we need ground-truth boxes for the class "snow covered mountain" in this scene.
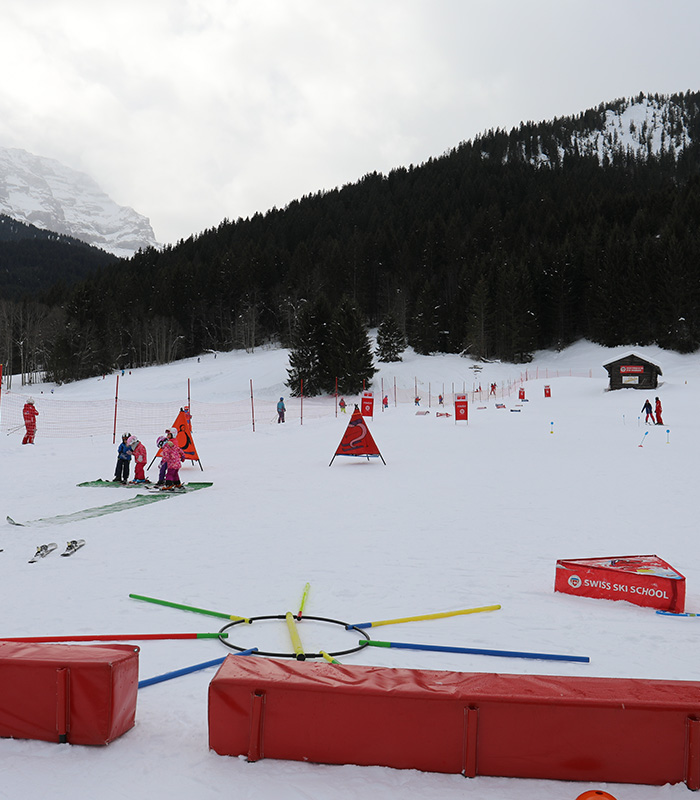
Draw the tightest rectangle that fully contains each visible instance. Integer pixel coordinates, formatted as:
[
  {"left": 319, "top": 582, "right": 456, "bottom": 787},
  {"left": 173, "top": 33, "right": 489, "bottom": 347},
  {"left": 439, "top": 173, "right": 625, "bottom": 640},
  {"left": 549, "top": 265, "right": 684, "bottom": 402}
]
[
  {"left": 0, "top": 146, "right": 159, "bottom": 259},
  {"left": 486, "top": 91, "right": 698, "bottom": 167}
]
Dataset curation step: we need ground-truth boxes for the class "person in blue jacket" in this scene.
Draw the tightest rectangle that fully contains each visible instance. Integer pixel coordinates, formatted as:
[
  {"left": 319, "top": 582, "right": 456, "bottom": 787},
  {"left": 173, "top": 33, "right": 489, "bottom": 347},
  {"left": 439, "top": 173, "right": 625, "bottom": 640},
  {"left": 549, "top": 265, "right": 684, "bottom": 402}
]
[
  {"left": 277, "top": 397, "right": 286, "bottom": 423},
  {"left": 113, "top": 432, "right": 132, "bottom": 483}
]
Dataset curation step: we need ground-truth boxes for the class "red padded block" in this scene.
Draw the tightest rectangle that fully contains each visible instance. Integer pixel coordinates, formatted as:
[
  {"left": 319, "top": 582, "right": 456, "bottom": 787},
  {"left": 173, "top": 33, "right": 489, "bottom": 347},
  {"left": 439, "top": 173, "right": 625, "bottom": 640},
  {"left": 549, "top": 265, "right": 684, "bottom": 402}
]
[
  {"left": 208, "top": 657, "right": 700, "bottom": 790},
  {"left": 0, "top": 642, "right": 139, "bottom": 745}
]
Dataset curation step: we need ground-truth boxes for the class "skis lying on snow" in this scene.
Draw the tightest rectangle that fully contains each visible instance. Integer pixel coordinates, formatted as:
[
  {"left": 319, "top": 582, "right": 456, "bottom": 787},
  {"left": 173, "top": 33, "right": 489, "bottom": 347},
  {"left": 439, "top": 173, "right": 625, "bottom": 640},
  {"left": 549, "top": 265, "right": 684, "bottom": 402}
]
[
  {"left": 29, "top": 543, "right": 57, "bottom": 563},
  {"left": 77, "top": 479, "right": 152, "bottom": 488},
  {"left": 61, "top": 539, "right": 86, "bottom": 557}
]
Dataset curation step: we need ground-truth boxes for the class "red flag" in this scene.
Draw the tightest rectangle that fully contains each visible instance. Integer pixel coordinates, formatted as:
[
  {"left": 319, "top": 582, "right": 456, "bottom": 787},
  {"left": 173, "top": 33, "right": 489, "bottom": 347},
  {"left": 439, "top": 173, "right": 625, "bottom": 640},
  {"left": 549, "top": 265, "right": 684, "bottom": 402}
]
[{"left": 330, "top": 406, "right": 385, "bottom": 465}]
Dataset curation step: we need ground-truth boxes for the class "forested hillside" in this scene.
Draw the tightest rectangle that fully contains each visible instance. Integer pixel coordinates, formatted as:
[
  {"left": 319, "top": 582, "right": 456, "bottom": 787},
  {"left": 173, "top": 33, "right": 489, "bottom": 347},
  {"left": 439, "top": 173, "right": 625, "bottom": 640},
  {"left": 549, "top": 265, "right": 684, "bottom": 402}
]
[{"left": 3, "top": 91, "right": 700, "bottom": 384}]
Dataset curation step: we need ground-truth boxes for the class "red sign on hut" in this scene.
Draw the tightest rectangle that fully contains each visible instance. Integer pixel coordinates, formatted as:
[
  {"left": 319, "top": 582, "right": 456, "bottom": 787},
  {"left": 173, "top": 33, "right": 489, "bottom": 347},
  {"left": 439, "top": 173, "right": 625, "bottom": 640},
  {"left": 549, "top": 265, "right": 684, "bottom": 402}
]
[{"left": 555, "top": 554, "right": 685, "bottom": 613}]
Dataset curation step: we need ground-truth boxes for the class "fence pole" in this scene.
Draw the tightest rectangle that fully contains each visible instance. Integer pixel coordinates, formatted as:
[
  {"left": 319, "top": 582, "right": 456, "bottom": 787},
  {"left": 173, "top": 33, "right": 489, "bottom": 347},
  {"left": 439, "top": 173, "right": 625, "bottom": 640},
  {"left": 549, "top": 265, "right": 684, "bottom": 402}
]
[
  {"left": 113, "top": 374, "right": 120, "bottom": 443},
  {"left": 250, "top": 379, "right": 255, "bottom": 432}
]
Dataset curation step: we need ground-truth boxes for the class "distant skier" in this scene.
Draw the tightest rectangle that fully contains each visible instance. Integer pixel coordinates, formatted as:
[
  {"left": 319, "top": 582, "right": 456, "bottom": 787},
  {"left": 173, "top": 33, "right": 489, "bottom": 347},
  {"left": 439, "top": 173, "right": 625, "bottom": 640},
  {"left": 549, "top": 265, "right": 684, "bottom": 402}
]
[
  {"left": 339, "top": 397, "right": 347, "bottom": 414},
  {"left": 277, "top": 397, "right": 286, "bottom": 423},
  {"left": 22, "top": 397, "right": 38, "bottom": 444},
  {"left": 642, "top": 398, "right": 655, "bottom": 425},
  {"left": 654, "top": 397, "right": 664, "bottom": 426},
  {"left": 383, "top": 395, "right": 389, "bottom": 411}
]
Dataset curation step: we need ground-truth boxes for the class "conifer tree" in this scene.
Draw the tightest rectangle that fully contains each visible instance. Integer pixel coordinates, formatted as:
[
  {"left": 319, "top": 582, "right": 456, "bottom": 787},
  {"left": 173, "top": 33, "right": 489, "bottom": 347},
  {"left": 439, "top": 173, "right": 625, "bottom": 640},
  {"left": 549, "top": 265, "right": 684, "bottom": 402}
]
[
  {"left": 326, "top": 298, "right": 376, "bottom": 395},
  {"left": 375, "top": 313, "right": 406, "bottom": 362},
  {"left": 285, "top": 296, "right": 333, "bottom": 396}
]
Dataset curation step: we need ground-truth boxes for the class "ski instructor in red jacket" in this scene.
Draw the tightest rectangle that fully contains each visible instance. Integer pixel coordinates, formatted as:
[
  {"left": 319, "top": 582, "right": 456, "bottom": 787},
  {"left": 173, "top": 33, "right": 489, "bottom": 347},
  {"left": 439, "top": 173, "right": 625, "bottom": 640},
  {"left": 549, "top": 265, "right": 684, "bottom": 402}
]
[{"left": 22, "top": 397, "right": 38, "bottom": 444}]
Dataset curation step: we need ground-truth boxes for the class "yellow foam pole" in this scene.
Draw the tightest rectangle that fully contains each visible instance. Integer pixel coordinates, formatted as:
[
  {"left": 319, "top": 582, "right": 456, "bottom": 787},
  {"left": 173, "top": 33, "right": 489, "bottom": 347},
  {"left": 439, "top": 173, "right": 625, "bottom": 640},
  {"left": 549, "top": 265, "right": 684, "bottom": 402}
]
[
  {"left": 297, "top": 582, "right": 311, "bottom": 619},
  {"left": 285, "top": 611, "right": 306, "bottom": 660},
  {"left": 350, "top": 605, "right": 501, "bottom": 630},
  {"left": 320, "top": 650, "right": 340, "bottom": 664}
]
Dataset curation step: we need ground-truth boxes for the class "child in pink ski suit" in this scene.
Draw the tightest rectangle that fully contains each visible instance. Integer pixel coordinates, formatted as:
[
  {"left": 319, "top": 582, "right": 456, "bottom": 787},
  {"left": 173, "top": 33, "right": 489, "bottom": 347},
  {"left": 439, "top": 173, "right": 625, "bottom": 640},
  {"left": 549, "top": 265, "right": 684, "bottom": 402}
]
[
  {"left": 127, "top": 436, "right": 148, "bottom": 482},
  {"left": 161, "top": 430, "right": 185, "bottom": 489}
]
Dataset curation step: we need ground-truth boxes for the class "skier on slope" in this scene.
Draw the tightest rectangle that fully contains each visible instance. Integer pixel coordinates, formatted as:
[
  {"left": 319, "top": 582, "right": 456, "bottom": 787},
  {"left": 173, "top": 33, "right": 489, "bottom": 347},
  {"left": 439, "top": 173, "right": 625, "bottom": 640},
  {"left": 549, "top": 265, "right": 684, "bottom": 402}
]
[
  {"left": 642, "top": 398, "right": 655, "bottom": 425},
  {"left": 161, "top": 429, "right": 185, "bottom": 490},
  {"left": 277, "top": 397, "right": 286, "bottom": 423},
  {"left": 654, "top": 397, "right": 664, "bottom": 426},
  {"left": 128, "top": 435, "right": 148, "bottom": 482},
  {"left": 113, "top": 433, "right": 132, "bottom": 483},
  {"left": 22, "top": 397, "right": 38, "bottom": 444}
]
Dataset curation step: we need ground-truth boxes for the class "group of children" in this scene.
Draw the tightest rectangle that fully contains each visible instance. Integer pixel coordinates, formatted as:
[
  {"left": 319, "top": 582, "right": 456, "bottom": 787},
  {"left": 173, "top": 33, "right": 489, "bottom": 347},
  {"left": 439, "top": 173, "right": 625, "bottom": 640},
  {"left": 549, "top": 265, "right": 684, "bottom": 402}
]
[{"left": 114, "top": 428, "right": 185, "bottom": 490}]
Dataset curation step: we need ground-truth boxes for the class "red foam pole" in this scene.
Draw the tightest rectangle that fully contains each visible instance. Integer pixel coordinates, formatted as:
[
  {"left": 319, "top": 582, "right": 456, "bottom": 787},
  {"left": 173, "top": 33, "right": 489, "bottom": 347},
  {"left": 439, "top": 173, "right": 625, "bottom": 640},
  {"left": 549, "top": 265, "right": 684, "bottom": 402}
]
[{"left": 0, "top": 633, "right": 224, "bottom": 642}]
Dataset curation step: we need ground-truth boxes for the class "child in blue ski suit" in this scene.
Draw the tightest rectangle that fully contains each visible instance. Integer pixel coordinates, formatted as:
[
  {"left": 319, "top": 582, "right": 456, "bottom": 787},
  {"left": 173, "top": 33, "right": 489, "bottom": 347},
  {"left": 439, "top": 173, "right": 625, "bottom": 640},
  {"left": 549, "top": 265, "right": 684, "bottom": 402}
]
[{"left": 114, "top": 433, "right": 132, "bottom": 483}]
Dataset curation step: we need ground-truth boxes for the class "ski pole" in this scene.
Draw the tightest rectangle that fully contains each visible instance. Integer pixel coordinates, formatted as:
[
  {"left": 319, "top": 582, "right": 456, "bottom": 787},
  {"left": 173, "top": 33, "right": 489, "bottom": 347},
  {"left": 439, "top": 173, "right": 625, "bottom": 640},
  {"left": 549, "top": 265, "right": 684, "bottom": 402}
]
[
  {"left": 347, "top": 605, "right": 501, "bottom": 630},
  {"left": 5, "top": 424, "right": 24, "bottom": 436},
  {"left": 361, "top": 639, "right": 589, "bottom": 663},
  {"left": 138, "top": 648, "right": 258, "bottom": 688},
  {"left": 638, "top": 431, "right": 648, "bottom": 447}
]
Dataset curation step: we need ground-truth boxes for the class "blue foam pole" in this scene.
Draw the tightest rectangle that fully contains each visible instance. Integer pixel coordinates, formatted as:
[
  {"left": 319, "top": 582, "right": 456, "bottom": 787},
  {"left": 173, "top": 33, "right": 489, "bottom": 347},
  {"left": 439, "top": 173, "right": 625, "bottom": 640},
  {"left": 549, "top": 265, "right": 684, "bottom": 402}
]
[
  {"left": 363, "top": 639, "right": 589, "bottom": 663},
  {"left": 138, "top": 647, "right": 258, "bottom": 688}
]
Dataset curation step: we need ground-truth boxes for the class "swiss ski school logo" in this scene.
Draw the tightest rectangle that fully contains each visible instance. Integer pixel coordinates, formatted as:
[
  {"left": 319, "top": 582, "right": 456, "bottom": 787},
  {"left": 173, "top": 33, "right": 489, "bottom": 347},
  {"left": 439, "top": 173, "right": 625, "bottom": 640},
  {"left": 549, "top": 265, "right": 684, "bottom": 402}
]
[{"left": 568, "top": 574, "right": 582, "bottom": 589}]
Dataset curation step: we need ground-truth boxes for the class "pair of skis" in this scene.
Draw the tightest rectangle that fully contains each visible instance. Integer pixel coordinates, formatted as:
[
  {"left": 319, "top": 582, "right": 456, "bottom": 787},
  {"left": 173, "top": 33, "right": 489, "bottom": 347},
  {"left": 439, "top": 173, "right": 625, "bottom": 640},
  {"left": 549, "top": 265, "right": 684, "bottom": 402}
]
[{"left": 28, "top": 540, "right": 85, "bottom": 563}]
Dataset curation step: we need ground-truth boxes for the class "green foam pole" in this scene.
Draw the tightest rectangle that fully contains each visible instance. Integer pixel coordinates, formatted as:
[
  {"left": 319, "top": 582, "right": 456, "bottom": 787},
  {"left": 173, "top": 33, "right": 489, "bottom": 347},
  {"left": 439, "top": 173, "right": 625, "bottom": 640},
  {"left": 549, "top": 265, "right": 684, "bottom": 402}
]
[{"left": 129, "top": 593, "right": 249, "bottom": 623}]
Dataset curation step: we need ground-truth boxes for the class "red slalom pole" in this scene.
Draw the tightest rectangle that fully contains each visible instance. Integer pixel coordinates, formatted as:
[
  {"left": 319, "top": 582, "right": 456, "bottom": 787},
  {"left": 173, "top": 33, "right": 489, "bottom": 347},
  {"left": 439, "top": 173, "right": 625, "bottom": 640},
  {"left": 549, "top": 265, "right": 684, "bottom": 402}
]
[{"left": 0, "top": 633, "right": 227, "bottom": 643}]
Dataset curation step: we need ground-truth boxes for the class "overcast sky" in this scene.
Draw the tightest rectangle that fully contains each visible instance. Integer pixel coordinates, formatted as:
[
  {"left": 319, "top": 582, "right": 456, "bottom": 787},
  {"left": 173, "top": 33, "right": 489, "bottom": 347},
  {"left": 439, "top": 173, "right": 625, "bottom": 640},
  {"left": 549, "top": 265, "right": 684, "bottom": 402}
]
[{"left": 0, "top": 0, "right": 697, "bottom": 246}]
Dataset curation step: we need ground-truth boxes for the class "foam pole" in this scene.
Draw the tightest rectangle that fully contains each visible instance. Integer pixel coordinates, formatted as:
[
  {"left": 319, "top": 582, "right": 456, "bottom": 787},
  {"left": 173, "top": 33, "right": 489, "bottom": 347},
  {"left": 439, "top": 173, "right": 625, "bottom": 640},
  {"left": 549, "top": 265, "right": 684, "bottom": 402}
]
[
  {"left": 285, "top": 612, "right": 306, "bottom": 660},
  {"left": 138, "top": 648, "right": 258, "bottom": 688},
  {"left": 320, "top": 650, "right": 340, "bottom": 664},
  {"left": 362, "top": 639, "right": 589, "bottom": 663},
  {"left": 348, "top": 605, "right": 501, "bottom": 629},
  {"left": 297, "top": 582, "right": 311, "bottom": 619},
  {"left": 129, "top": 593, "right": 249, "bottom": 623},
  {"left": 0, "top": 633, "right": 227, "bottom": 642}
]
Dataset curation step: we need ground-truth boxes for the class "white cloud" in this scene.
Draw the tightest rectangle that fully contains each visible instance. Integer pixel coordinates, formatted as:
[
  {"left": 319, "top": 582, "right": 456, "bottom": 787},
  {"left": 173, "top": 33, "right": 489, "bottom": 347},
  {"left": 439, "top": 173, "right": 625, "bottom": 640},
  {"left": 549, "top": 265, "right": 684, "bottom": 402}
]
[{"left": 0, "top": 0, "right": 698, "bottom": 245}]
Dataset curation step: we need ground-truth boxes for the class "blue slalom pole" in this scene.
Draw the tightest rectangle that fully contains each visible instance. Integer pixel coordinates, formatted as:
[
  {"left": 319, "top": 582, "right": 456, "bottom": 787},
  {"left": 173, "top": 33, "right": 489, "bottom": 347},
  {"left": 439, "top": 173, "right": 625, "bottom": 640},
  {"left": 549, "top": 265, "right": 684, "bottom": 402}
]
[
  {"left": 138, "top": 647, "right": 258, "bottom": 688},
  {"left": 362, "top": 639, "right": 589, "bottom": 663}
]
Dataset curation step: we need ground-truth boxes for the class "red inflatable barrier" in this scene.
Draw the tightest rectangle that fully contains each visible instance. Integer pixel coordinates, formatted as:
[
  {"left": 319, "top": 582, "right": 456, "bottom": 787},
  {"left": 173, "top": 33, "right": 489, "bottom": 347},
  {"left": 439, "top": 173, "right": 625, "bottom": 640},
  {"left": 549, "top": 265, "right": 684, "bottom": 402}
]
[
  {"left": 555, "top": 554, "right": 685, "bottom": 613},
  {"left": 0, "top": 642, "right": 139, "bottom": 745},
  {"left": 209, "top": 657, "right": 700, "bottom": 790}
]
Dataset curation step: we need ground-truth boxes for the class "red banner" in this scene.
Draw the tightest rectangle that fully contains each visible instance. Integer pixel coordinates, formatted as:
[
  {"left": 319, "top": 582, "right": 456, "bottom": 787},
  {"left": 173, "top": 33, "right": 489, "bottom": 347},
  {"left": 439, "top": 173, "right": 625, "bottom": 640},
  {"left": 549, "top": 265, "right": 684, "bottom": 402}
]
[
  {"left": 455, "top": 395, "right": 468, "bottom": 421},
  {"left": 330, "top": 407, "right": 385, "bottom": 465},
  {"left": 361, "top": 391, "right": 374, "bottom": 418}
]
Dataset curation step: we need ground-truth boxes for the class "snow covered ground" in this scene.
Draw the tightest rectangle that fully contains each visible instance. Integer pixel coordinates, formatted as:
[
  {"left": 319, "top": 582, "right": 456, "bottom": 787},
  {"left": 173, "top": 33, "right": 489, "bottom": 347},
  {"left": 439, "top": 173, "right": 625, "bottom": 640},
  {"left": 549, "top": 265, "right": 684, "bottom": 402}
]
[{"left": 1, "top": 339, "right": 699, "bottom": 799}]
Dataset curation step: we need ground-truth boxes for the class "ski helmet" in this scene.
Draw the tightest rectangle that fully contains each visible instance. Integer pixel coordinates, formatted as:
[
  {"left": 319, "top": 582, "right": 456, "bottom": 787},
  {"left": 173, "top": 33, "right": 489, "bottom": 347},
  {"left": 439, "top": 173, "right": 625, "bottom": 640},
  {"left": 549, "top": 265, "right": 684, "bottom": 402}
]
[
  {"left": 169, "top": 428, "right": 178, "bottom": 437},
  {"left": 122, "top": 432, "right": 130, "bottom": 440},
  {"left": 27, "top": 397, "right": 34, "bottom": 404},
  {"left": 156, "top": 435, "right": 167, "bottom": 447}
]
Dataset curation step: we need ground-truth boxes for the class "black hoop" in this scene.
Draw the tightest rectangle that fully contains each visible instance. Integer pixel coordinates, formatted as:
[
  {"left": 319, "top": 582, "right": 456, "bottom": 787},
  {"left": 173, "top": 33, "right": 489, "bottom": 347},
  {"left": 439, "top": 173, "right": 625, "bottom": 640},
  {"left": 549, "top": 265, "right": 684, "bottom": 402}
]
[{"left": 218, "top": 614, "right": 370, "bottom": 659}]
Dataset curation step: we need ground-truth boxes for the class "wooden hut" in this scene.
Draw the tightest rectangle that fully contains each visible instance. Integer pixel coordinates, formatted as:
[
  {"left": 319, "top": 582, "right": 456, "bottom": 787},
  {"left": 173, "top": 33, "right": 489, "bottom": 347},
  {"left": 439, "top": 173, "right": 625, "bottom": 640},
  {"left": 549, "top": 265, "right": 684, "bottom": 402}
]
[{"left": 603, "top": 353, "right": 662, "bottom": 390}]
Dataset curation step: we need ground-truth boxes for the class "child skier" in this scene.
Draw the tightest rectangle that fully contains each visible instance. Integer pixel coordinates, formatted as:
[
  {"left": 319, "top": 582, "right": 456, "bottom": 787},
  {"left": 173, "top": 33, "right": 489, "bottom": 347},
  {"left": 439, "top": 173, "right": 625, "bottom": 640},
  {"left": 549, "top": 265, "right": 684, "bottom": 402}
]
[
  {"left": 128, "top": 436, "right": 148, "bottom": 482},
  {"left": 114, "top": 433, "right": 132, "bottom": 483},
  {"left": 22, "top": 397, "right": 38, "bottom": 444},
  {"left": 642, "top": 398, "right": 655, "bottom": 425},
  {"left": 155, "top": 435, "right": 168, "bottom": 486},
  {"left": 277, "top": 397, "right": 286, "bottom": 423},
  {"left": 161, "top": 430, "right": 185, "bottom": 490}
]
